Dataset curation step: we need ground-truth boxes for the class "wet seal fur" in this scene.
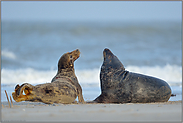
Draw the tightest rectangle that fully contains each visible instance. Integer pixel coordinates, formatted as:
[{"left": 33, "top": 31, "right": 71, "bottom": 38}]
[
  {"left": 12, "top": 49, "right": 84, "bottom": 104},
  {"left": 94, "top": 48, "right": 172, "bottom": 103}
]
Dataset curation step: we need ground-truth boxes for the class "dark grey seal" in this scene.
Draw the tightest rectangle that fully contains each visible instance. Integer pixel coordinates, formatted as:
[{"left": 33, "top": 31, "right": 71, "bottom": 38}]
[{"left": 94, "top": 48, "right": 172, "bottom": 103}]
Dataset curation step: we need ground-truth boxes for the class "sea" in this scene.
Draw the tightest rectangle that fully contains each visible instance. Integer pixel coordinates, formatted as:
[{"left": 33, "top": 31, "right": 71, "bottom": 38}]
[{"left": 1, "top": 20, "right": 182, "bottom": 102}]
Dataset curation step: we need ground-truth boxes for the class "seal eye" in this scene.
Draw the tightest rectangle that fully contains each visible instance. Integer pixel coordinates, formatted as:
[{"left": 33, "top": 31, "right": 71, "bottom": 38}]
[{"left": 70, "top": 55, "right": 73, "bottom": 59}]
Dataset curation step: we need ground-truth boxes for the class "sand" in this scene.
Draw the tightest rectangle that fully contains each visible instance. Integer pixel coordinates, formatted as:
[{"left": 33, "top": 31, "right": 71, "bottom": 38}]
[{"left": 1, "top": 101, "right": 182, "bottom": 122}]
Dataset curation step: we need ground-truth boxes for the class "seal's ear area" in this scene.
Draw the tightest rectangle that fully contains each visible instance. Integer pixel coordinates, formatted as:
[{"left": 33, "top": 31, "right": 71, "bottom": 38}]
[
  {"left": 12, "top": 83, "right": 34, "bottom": 102},
  {"left": 60, "top": 54, "right": 74, "bottom": 68},
  {"left": 69, "top": 54, "right": 74, "bottom": 67}
]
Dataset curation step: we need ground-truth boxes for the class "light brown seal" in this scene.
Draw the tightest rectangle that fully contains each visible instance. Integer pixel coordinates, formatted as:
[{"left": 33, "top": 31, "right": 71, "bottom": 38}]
[{"left": 12, "top": 49, "right": 84, "bottom": 104}]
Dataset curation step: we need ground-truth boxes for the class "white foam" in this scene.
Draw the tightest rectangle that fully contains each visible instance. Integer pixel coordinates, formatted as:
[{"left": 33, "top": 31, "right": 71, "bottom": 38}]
[
  {"left": 1, "top": 68, "right": 56, "bottom": 85},
  {"left": 75, "top": 68, "right": 100, "bottom": 86},
  {"left": 2, "top": 50, "right": 16, "bottom": 59},
  {"left": 126, "top": 64, "right": 182, "bottom": 86},
  {"left": 1, "top": 64, "right": 182, "bottom": 87}
]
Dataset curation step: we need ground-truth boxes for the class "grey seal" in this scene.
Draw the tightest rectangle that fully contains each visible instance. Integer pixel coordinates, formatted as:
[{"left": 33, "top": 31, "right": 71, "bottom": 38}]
[
  {"left": 12, "top": 49, "right": 84, "bottom": 104},
  {"left": 94, "top": 48, "right": 172, "bottom": 103}
]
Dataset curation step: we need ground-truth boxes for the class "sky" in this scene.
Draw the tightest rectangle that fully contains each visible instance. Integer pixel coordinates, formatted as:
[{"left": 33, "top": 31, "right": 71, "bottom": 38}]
[{"left": 1, "top": 1, "right": 182, "bottom": 22}]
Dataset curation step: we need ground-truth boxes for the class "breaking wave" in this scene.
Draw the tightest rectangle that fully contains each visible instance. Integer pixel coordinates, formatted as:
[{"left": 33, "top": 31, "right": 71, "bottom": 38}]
[{"left": 1, "top": 64, "right": 182, "bottom": 87}]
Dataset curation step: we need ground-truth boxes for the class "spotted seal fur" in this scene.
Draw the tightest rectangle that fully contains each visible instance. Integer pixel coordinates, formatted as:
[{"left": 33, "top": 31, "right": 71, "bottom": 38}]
[{"left": 12, "top": 49, "right": 84, "bottom": 104}]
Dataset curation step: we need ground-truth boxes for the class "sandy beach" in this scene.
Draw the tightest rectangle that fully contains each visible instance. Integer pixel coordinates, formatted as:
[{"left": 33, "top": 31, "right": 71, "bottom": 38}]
[{"left": 1, "top": 101, "right": 182, "bottom": 122}]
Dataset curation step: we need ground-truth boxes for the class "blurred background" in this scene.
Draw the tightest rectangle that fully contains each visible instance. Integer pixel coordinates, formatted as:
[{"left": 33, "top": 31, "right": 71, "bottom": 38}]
[{"left": 1, "top": 1, "right": 182, "bottom": 102}]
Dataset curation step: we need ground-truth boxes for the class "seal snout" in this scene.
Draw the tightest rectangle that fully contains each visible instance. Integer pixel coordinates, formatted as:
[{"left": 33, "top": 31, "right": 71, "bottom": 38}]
[
  {"left": 103, "top": 48, "right": 113, "bottom": 60},
  {"left": 74, "top": 49, "right": 80, "bottom": 54},
  {"left": 103, "top": 48, "right": 110, "bottom": 52},
  {"left": 71, "top": 49, "right": 80, "bottom": 61}
]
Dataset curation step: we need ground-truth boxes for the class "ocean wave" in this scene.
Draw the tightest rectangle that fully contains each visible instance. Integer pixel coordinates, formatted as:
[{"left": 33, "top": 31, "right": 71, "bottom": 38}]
[
  {"left": 1, "top": 64, "right": 182, "bottom": 87},
  {"left": 126, "top": 64, "right": 182, "bottom": 86},
  {"left": 1, "top": 68, "right": 56, "bottom": 85},
  {"left": 2, "top": 50, "right": 17, "bottom": 59}
]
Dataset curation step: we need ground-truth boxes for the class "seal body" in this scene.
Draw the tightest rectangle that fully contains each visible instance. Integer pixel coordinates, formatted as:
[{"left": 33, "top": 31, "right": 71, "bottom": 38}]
[
  {"left": 12, "top": 81, "right": 77, "bottom": 104},
  {"left": 51, "top": 49, "right": 84, "bottom": 103},
  {"left": 12, "top": 49, "right": 84, "bottom": 104},
  {"left": 94, "top": 48, "right": 171, "bottom": 103}
]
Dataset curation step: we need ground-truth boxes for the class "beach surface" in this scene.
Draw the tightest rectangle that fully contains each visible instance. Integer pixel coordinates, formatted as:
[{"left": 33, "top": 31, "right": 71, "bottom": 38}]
[{"left": 2, "top": 101, "right": 182, "bottom": 122}]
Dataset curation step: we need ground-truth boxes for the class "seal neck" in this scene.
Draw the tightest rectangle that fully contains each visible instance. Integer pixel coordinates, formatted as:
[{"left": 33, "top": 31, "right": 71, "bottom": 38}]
[
  {"left": 58, "top": 68, "right": 74, "bottom": 74},
  {"left": 51, "top": 68, "right": 76, "bottom": 82}
]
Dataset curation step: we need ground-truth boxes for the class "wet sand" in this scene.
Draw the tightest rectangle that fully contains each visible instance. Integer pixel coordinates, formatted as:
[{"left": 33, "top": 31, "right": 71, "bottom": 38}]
[{"left": 1, "top": 101, "right": 182, "bottom": 122}]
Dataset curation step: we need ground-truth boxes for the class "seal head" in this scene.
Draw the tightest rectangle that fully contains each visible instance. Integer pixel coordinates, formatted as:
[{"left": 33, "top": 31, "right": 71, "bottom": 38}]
[
  {"left": 102, "top": 48, "right": 125, "bottom": 72},
  {"left": 57, "top": 49, "right": 80, "bottom": 71}
]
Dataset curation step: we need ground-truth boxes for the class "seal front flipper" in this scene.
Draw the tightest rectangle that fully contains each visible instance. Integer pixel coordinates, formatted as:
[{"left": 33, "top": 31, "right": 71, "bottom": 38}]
[
  {"left": 76, "top": 82, "right": 85, "bottom": 103},
  {"left": 171, "top": 94, "right": 176, "bottom": 97}
]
